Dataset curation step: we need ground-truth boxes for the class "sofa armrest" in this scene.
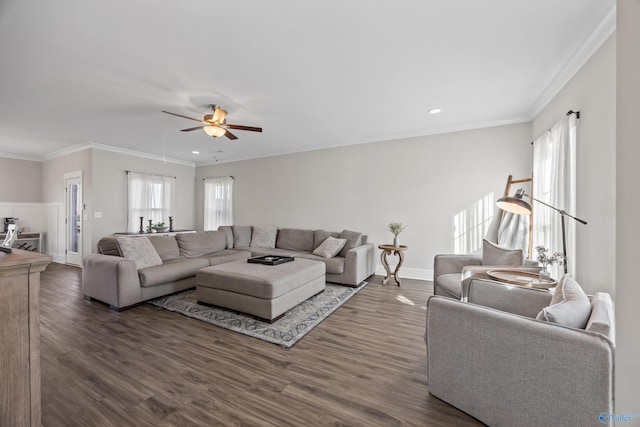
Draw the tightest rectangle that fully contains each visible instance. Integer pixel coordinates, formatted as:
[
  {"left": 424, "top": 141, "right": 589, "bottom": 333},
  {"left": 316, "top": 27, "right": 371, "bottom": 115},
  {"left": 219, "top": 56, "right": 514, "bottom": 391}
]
[
  {"left": 434, "top": 254, "right": 482, "bottom": 279},
  {"left": 426, "top": 296, "right": 614, "bottom": 427},
  {"left": 343, "top": 243, "right": 376, "bottom": 286},
  {"left": 82, "top": 254, "right": 142, "bottom": 310}
]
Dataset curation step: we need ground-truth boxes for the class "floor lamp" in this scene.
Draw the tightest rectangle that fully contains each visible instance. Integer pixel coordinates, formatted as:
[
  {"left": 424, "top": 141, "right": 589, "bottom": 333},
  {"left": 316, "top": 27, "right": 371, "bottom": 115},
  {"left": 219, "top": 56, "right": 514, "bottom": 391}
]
[{"left": 496, "top": 189, "right": 587, "bottom": 273}]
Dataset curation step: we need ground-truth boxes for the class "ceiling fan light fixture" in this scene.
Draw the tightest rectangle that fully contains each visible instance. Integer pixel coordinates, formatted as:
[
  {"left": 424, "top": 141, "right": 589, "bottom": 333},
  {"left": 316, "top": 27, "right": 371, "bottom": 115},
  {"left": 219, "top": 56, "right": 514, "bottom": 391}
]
[
  {"left": 211, "top": 106, "right": 227, "bottom": 124},
  {"left": 203, "top": 125, "right": 226, "bottom": 138}
]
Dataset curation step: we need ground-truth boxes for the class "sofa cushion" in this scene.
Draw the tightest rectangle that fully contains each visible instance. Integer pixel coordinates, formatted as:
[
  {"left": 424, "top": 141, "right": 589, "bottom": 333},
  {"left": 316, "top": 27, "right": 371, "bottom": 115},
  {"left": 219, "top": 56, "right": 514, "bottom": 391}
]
[
  {"left": 536, "top": 275, "right": 591, "bottom": 329},
  {"left": 482, "top": 239, "right": 523, "bottom": 266},
  {"left": 314, "top": 230, "right": 340, "bottom": 250},
  {"left": 147, "top": 235, "right": 181, "bottom": 262},
  {"left": 250, "top": 225, "right": 277, "bottom": 248},
  {"left": 277, "top": 228, "right": 315, "bottom": 252},
  {"left": 232, "top": 225, "right": 252, "bottom": 247},
  {"left": 175, "top": 230, "right": 226, "bottom": 258},
  {"left": 115, "top": 236, "right": 163, "bottom": 270},
  {"left": 585, "top": 292, "right": 615, "bottom": 341},
  {"left": 338, "top": 230, "right": 362, "bottom": 258},
  {"left": 312, "top": 236, "right": 347, "bottom": 258},
  {"left": 218, "top": 225, "right": 234, "bottom": 249},
  {"left": 205, "top": 249, "right": 252, "bottom": 266},
  {"left": 97, "top": 237, "right": 121, "bottom": 257},
  {"left": 138, "top": 257, "right": 209, "bottom": 287},
  {"left": 297, "top": 253, "right": 345, "bottom": 274}
]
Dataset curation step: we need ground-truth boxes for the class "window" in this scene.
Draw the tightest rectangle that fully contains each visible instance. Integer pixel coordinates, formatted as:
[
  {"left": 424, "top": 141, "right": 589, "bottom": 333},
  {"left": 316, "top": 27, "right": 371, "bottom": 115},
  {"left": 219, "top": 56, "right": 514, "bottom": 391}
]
[
  {"left": 204, "top": 176, "right": 233, "bottom": 230},
  {"left": 127, "top": 172, "right": 175, "bottom": 232},
  {"left": 531, "top": 114, "right": 577, "bottom": 275}
]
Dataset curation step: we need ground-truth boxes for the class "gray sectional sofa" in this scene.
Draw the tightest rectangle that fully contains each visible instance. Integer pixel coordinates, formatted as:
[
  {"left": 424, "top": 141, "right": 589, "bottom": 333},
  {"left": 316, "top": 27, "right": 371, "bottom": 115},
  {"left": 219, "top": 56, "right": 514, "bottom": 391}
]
[{"left": 82, "top": 226, "right": 375, "bottom": 311}]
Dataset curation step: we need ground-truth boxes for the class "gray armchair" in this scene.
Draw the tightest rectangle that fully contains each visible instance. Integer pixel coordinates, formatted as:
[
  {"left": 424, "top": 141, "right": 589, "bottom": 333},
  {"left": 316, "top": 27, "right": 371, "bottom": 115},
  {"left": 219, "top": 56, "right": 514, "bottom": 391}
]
[
  {"left": 425, "top": 286, "right": 615, "bottom": 427},
  {"left": 433, "top": 253, "right": 538, "bottom": 299}
]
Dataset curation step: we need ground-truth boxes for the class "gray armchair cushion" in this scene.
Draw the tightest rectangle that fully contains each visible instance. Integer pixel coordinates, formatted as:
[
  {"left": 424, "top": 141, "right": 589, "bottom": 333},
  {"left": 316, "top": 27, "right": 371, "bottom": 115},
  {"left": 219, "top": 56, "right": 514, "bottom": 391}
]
[
  {"left": 250, "top": 225, "right": 277, "bottom": 248},
  {"left": 148, "top": 235, "right": 181, "bottom": 262},
  {"left": 175, "top": 230, "right": 226, "bottom": 258},
  {"left": 482, "top": 239, "right": 523, "bottom": 266},
  {"left": 277, "top": 228, "right": 315, "bottom": 252},
  {"left": 338, "top": 229, "right": 362, "bottom": 258},
  {"left": 115, "top": 236, "right": 163, "bottom": 270},
  {"left": 536, "top": 275, "right": 591, "bottom": 329},
  {"left": 586, "top": 292, "right": 615, "bottom": 342},
  {"left": 232, "top": 225, "right": 252, "bottom": 247}
]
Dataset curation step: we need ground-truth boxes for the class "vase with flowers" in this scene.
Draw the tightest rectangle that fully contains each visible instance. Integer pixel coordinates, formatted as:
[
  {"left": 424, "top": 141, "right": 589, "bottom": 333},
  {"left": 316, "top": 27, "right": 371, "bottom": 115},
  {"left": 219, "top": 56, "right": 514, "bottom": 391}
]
[
  {"left": 388, "top": 222, "right": 408, "bottom": 247},
  {"left": 535, "top": 245, "right": 565, "bottom": 282}
]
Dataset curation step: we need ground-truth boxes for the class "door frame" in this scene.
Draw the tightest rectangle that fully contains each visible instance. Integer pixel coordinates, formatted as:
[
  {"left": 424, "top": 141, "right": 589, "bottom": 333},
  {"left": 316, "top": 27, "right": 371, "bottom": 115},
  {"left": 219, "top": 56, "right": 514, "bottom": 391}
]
[{"left": 64, "top": 170, "right": 83, "bottom": 266}]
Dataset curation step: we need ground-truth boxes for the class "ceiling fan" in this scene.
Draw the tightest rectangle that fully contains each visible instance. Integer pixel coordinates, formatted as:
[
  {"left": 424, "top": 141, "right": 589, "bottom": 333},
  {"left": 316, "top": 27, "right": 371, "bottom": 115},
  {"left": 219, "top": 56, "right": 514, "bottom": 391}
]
[{"left": 162, "top": 105, "right": 262, "bottom": 140}]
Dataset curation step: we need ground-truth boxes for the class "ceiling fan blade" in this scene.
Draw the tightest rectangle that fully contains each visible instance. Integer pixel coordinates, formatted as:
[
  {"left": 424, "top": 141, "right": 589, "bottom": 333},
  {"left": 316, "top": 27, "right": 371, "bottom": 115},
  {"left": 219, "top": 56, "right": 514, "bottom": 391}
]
[
  {"left": 180, "top": 126, "right": 206, "bottom": 132},
  {"left": 224, "top": 129, "right": 238, "bottom": 140},
  {"left": 225, "top": 124, "right": 263, "bottom": 133},
  {"left": 161, "top": 110, "right": 203, "bottom": 123}
]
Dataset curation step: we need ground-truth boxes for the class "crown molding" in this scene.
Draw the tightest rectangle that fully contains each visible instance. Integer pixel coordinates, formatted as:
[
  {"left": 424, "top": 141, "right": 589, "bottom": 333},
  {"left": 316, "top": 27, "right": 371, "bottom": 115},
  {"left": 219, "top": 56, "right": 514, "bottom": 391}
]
[
  {"left": 41, "top": 142, "right": 196, "bottom": 167},
  {"left": 0, "top": 151, "right": 43, "bottom": 162},
  {"left": 527, "top": 6, "right": 616, "bottom": 118}
]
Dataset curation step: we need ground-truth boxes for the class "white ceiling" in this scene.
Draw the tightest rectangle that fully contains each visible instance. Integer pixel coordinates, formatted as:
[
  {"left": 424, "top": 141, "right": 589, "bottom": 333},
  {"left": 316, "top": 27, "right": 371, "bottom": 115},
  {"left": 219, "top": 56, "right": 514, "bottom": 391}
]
[{"left": 0, "top": 0, "right": 615, "bottom": 166}]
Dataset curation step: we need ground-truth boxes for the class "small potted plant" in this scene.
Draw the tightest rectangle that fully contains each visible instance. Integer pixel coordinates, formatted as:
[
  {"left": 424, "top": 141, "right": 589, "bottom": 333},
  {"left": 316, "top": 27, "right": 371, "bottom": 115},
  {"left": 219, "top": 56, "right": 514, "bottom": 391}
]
[
  {"left": 152, "top": 221, "right": 169, "bottom": 233},
  {"left": 388, "top": 222, "right": 408, "bottom": 247},
  {"left": 535, "top": 245, "right": 565, "bottom": 281}
]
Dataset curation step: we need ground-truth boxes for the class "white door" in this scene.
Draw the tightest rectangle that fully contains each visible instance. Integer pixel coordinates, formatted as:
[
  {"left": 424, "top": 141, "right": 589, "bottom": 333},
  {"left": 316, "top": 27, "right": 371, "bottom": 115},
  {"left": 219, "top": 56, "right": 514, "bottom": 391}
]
[{"left": 65, "top": 175, "right": 83, "bottom": 266}]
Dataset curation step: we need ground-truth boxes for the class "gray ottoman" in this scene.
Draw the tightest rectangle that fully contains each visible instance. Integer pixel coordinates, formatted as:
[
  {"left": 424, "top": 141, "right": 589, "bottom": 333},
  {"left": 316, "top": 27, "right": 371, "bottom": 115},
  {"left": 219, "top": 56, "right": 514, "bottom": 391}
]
[{"left": 195, "top": 258, "right": 326, "bottom": 323}]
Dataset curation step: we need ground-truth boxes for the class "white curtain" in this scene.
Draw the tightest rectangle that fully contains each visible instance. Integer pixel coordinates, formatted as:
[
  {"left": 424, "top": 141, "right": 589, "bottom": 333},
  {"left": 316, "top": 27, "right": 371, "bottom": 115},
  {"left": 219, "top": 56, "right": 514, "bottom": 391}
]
[
  {"left": 497, "top": 210, "right": 530, "bottom": 254},
  {"left": 204, "top": 177, "right": 233, "bottom": 231},
  {"left": 127, "top": 172, "right": 175, "bottom": 232},
  {"left": 531, "top": 114, "right": 577, "bottom": 277}
]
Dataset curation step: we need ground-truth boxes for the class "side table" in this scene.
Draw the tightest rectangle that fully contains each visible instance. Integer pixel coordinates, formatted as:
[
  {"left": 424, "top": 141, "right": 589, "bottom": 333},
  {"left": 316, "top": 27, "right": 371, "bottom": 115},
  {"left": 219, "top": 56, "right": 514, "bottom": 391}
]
[{"left": 378, "top": 244, "right": 407, "bottom": 286}]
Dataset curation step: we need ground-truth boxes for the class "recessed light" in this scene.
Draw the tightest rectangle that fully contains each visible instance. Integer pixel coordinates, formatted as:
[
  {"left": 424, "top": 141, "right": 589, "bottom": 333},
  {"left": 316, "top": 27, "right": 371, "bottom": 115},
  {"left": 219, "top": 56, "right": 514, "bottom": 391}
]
[
  {"left": 192, "top": 151, "right": 200, "bottom": 154},
  {"left": 428, "top": 108, "right": 442, "bottom": 115}
]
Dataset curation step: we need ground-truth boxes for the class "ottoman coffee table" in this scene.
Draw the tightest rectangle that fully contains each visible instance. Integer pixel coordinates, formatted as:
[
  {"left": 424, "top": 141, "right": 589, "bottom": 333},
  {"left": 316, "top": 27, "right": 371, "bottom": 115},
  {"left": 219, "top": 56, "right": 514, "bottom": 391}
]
[{"left": 195, "top": 258, "right": 326, "bottom": 323}]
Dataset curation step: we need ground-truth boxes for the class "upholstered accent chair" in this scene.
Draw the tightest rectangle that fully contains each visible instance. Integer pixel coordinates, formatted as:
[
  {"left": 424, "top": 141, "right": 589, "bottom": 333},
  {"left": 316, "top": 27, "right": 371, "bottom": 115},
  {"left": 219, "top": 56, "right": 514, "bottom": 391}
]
[
  {"left": 433, "top": 239, "right": 538, "bottom": 299},
  {"left": 425, "top": 277, "right": 615, "bottom": 427}
]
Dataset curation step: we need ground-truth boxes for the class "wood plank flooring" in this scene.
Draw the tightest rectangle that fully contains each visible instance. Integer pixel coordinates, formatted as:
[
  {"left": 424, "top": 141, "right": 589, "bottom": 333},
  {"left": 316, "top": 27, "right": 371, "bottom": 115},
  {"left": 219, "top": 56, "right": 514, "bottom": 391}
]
[{"left": 39, "top": 263, "right": 484, "bottom": 426}]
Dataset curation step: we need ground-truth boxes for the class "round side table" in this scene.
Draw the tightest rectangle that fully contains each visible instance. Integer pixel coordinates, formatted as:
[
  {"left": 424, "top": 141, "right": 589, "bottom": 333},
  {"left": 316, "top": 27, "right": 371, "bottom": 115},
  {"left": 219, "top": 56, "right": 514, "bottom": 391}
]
[{"left": 378, "top": 244, "right": 408, "bottom": 286}]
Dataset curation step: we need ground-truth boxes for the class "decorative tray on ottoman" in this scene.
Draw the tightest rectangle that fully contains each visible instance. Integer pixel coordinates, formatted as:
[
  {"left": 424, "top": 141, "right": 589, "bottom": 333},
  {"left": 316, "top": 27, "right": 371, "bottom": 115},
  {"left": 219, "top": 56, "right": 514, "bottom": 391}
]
[{"left": 247, "top": 255, "right": 295, "bottom": 266}]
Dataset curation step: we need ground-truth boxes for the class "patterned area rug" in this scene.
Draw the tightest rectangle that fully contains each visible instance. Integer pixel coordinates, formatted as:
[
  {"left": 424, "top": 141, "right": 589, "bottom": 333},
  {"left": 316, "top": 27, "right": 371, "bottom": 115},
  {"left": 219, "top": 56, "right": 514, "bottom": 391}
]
[{"left": 149, "top": 282, "right": 368, "bottom": 348}]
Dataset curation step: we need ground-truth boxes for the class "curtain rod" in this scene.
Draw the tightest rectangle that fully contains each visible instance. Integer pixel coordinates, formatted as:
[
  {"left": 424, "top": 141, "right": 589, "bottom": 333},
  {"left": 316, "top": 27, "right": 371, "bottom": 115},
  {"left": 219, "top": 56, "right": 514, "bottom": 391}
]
[
  {"left": 203, "top": 176, "right": 234, "bottom": 181},
  {"left": 530, "top": 110, "right": 581, "bottom": 144},
  {"left": 125, "top": 170, "right": 176, "bottom": 179}
]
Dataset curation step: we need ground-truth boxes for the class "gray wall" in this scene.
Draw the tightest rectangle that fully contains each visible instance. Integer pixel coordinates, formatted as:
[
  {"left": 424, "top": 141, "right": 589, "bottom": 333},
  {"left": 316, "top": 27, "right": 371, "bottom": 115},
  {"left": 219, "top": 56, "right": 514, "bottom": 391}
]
[
  {"left": 531, "top": 34, "right": 616, "bottom": 296},
  {"left": 0, "top": 157, "right": 42, "bottom": 202},
  {"left": 196, "top": 122, "right": 532, "bottom": 278},
  {"left": 90, "top": 149, "right": 196, "bottom": 251},
  {"left": 616, "top": 0, "right": 640, "bottom": 413}
]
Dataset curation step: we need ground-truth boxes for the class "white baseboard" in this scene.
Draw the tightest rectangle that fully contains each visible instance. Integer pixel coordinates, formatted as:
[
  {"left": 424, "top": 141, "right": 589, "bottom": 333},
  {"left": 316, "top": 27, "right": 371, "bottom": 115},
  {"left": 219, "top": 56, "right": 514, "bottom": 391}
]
[{"left": 375, "top": 264, "right": 433, "bottom": 281}]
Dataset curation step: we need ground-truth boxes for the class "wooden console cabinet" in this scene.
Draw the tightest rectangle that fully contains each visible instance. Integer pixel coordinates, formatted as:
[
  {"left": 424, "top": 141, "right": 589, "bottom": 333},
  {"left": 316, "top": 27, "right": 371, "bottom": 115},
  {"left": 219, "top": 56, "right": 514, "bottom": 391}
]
[{"left": 0, "top": 249, "right": 51, "bottom": 427}]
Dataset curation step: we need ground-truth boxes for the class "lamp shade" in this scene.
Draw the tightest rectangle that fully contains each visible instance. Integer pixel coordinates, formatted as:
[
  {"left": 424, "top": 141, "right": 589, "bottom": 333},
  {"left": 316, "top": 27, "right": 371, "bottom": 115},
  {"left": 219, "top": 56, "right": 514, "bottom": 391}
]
[
  {"left": 496, "top": 190, "right": 532, "bottom": 215},
  {"left": 203, "top": 125, "right": 226, "bottom": 137}
]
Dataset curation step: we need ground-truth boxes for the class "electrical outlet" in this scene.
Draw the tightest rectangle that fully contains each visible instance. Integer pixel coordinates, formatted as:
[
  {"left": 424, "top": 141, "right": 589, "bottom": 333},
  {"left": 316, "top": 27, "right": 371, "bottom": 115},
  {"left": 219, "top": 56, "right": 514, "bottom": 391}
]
[{"left": 94, "top": 212, "right": 102, "bottom": 219}]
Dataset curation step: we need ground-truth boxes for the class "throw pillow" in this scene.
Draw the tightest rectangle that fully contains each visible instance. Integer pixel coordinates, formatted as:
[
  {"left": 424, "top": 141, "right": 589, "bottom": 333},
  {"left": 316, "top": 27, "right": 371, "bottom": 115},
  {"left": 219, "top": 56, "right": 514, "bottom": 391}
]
[
  {"left": 338, "top": 229, "right": 362, "bottom": 258},
  {"left": 314, "top": 230, "right": 340, "bottom": 250},
  {"left": 250, "top": 225, "right": 277, "bottom": 248},
  {"left": 115, "top": 236, "right": 163, "bottom": 270},
  {"left": 312, "top": 236, "right": 347, "bottom": 258},
  {"left": 232, "top": 225, "right": 252, "bottom": 247},
  {"left": 482, "top": 239, "right": 523, "bottom": 266},
  {"left": 536, "top": 275, "right": 592, "bottom": 329}
]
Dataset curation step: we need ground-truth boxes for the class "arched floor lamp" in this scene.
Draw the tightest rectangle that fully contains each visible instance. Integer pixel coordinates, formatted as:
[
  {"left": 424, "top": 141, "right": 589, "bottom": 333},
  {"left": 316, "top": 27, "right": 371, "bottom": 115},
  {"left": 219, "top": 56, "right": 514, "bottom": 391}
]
[{"left": 496, "top": 189, "right": 587, "bottom": 273}]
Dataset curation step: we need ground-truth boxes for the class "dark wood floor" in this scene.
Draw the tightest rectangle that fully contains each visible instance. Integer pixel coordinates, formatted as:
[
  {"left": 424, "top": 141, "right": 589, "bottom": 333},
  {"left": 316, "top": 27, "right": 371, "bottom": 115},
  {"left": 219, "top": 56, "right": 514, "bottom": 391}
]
[{"left": 39, "top": 263, "right": 484, "bottom": 426}]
